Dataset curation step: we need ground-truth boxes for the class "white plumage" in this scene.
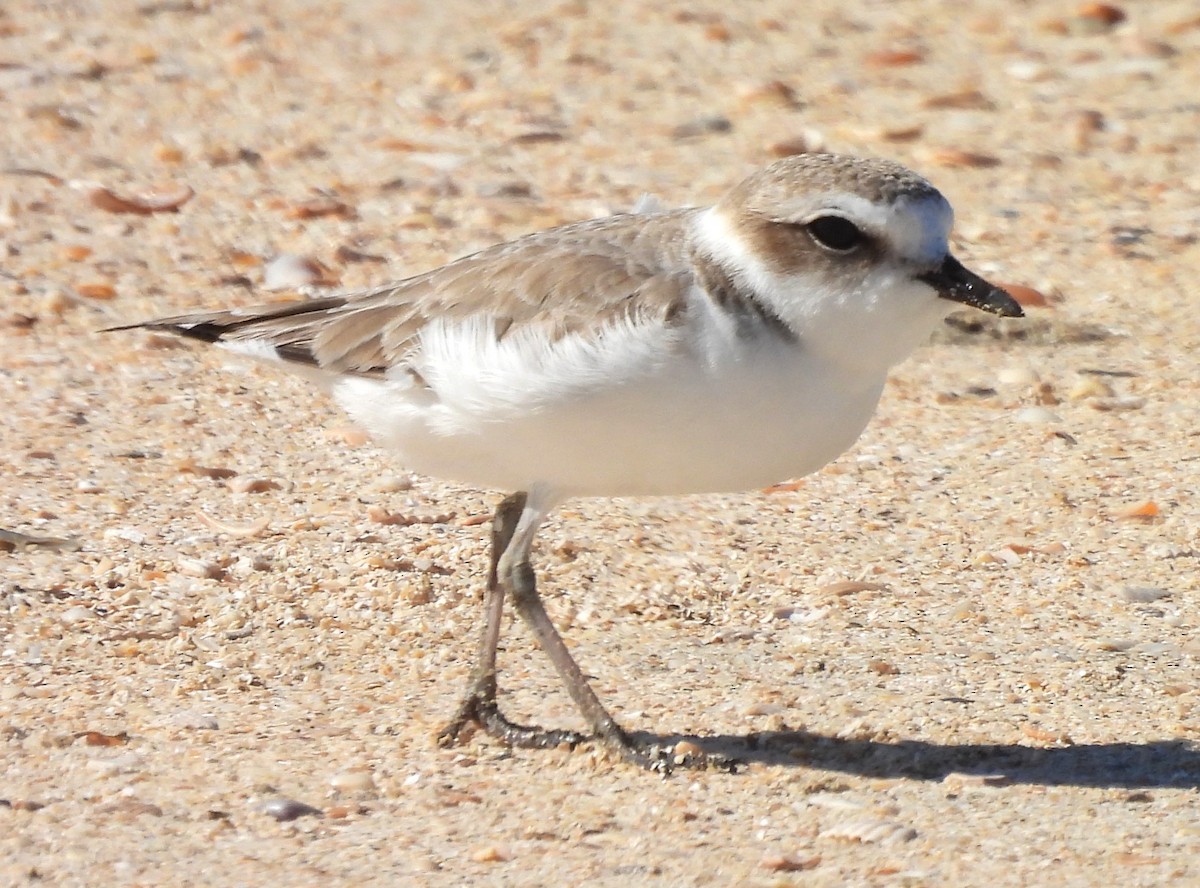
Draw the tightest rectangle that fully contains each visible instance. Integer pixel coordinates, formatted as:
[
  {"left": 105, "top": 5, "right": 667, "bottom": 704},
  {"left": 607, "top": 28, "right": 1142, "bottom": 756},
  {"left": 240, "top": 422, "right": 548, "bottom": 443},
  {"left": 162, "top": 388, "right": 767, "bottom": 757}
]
[{"left": 112, "top": 154, "right": 1021, "bottom": 770}]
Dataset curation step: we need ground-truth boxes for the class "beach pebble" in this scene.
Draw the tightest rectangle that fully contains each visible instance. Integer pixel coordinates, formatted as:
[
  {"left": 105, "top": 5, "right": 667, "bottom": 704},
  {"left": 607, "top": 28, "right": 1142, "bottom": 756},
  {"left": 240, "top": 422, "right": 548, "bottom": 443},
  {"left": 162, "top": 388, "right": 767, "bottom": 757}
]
[
  {"left": 103, "top": 527, "right": 147, "bottom": 545},
  {"left": 942, "top": 772, "right": 1009, "bottom": 790},
  {"left": 372, "top": 475, "right": 415, "bottom": 493},
  {"left": 60, "top": 606, "right": 93, "bottom": 625},
  {"left": 1068, "top": 376, "right": 1114, "bottom": 400},
  {"left": 100, "top": 798, "right": 164, "bottom": 819},
  {"left": 1006, "top": 60, "right": 1050, "bottom": 82},
  {"left": 7, "top": 800, "right": 46, "bottom": 812},
  {"left": 88, "top": 182, "right": 194, "bottom": 215},
  {"left": 287, "top": 195, "right": 354, "bottom": 220},
  {"left": 330, "top": 768, "right": 377, "bottom": 795},
  {"left": 820, "top": 817, "right": 917, "bottom": 845},
  {"left": 767, "top": 129, "right": 824, "bottom": 157},
  {"left": 1121, "top": 587, "right": 1170, "bottom": 604},
  {"left": 927, "top": 148, "right": 1001, "bottom": 169},
  {"left": 1116, "top": 501, "right": 1159, "bottom": 521},
  {"left": 864, "top": 48, "right": 924, "bottom": 68},
  {"left": 671, "top": 115, "right": 732, "bottom": 139},
  {"left": 470, "top": 845, "right": 511, "bottom": 863},
  {"left": 227, "top": 476, "right": 280, "bottom": 494},
  {"left": 1135, "top": 643, "right": 1177, "bottom": 656},
  {"left": 230, "top": 556, "right": 271, "bottom": 577},
  {"left": 263, "top": 254, "right": 324, "bottom": 290},
  {"left": 260, "top": 798, "right": 321, "bottom": 822},
  {"left": 760, "top": 852, "right": 821, "bottom": 872},
  {"left": 743, "top": 702, "right": 784, "bottom": 717},
  {"left": 1013, "top": 406, "right": 1061, "bottom": 424},
  {"left": 1072, "top": 2, "right": 1126, "bottom": 32},
  {"left": 818, "top": 580, "right": 888, "bottom": 596},
  {"left": 1072, "top": 110, "right": 1105, "bottom": 151},
  {"left": 85, "top": 752, "right": 143, "bottom": 776},
  {"left": 997, "top": 364, "right": 1041, "bottom": 387},
  {"left": 178, "top": 558, "right": 224, "bottom": 580},
  {"left": 170, "top": 710, "right": 219, "bottom": 730},
  {"left": 1091, "top": 396, "right": 1146, "bottom": 412}
]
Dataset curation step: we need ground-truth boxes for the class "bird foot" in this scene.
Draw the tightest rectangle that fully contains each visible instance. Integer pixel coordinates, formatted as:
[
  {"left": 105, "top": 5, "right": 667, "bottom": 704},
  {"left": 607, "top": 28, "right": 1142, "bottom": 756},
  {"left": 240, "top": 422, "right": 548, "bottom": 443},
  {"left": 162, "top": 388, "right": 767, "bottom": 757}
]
[
  {"left": 438, "top": 696, "right": 590, "bottom": 751},
  {"left": 439, "top": 700, "right": 740, "bottom": 774}
]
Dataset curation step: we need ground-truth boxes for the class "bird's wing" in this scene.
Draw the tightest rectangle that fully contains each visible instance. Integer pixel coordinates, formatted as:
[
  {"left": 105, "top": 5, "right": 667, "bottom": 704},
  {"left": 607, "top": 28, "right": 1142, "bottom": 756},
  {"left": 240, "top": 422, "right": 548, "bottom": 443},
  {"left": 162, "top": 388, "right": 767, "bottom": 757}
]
[{"left": 117, "top": 209, "right": 701, "bottom": 378}]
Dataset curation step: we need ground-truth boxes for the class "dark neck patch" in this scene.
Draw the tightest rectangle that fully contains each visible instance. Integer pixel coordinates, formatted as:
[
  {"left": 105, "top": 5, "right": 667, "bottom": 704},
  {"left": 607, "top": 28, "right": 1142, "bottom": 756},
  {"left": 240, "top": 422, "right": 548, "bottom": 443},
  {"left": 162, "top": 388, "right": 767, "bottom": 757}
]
[{"left": 692, "top": 256, "right": 797, "bottom": 342}]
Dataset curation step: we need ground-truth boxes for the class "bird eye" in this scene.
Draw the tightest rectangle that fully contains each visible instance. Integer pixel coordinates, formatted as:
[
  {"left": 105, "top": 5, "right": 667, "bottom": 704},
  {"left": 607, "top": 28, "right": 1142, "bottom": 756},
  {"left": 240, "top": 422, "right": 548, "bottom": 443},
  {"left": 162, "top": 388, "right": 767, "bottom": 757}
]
[{"left": 806, "top": 216, "right": 865, "bottom": 252}]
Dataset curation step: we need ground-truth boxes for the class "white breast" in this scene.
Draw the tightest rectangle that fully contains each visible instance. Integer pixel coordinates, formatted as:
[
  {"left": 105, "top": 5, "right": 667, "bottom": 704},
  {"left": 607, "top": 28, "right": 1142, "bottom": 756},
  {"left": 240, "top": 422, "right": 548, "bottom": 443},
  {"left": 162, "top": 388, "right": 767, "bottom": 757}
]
[{"left": 332, "top": 291, "right": 887, "bottom": 501}]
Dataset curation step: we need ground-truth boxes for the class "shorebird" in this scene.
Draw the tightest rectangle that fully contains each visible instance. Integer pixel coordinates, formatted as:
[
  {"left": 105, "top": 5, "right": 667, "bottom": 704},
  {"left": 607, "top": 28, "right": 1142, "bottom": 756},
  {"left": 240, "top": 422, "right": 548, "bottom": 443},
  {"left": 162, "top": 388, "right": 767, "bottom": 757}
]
[{"left": 111, "top": 153, "right": 1021, "bottom": 770}]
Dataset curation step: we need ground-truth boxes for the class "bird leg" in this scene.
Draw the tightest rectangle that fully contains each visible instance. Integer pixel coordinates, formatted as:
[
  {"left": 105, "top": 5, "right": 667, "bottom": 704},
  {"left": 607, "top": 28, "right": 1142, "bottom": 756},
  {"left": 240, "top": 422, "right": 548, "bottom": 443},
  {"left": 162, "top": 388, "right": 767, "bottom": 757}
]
[
  {"left": 438, "top": 492, "right": 589, "bottom": 750},
  {"left": 440, "top": 491, "right": 730, "bottom": 772},
  {"left": 505, "top": 553, "right": 663, "bottom": 766}
]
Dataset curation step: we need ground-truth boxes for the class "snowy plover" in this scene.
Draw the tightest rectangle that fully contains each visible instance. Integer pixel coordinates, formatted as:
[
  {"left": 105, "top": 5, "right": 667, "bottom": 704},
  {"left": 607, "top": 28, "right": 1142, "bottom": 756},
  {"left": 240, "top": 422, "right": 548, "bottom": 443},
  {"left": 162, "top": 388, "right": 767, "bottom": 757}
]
[{"left": 112, "top": 154, "right": 1021, "bottom": 770}]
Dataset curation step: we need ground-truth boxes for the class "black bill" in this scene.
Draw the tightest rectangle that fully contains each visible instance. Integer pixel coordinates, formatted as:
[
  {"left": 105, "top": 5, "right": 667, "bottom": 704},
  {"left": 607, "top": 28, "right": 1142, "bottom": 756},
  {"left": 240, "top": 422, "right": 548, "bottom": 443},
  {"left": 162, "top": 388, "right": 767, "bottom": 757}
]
[{"left": 919, "top": 254, "right": 1024, "bottom": 318}]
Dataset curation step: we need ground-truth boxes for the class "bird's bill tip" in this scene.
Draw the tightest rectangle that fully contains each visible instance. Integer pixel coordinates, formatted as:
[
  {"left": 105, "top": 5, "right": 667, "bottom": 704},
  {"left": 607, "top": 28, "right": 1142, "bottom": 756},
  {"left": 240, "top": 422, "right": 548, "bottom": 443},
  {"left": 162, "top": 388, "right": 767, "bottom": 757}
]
[{"left": 919, "top": 255, "right": 1024, "bottom": 319}]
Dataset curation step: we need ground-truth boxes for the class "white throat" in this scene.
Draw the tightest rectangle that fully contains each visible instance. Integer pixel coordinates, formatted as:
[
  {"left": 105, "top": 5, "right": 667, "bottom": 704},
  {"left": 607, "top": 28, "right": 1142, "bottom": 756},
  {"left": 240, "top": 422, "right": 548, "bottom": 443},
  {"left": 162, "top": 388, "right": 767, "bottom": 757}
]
[{"left": 691, "top": 207, "right": 952, "bottom": 377}]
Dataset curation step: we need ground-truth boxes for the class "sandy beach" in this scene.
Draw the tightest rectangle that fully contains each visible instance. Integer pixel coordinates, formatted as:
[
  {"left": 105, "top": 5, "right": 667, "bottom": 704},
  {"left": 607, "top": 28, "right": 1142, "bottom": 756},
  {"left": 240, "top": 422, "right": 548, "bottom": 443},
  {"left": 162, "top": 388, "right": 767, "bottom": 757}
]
[{"left": 2, "top": 0, "right": 1198, "bottom": 884}]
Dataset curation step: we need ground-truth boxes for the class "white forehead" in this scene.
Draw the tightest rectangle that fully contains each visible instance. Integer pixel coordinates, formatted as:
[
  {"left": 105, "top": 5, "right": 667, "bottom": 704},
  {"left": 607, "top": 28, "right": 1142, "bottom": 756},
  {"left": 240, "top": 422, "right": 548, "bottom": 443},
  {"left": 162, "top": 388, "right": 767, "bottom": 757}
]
[{"left": 856, "top": 192, "right": 952, "bottom": 263}]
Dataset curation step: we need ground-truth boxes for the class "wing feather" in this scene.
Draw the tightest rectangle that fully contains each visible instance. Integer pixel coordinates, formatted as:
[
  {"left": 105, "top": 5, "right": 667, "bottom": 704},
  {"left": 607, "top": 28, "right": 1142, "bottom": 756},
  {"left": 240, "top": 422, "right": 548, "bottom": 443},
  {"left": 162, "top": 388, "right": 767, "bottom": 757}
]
[{"left": 115, "top": 209, "right": 701, "bottom": 378}]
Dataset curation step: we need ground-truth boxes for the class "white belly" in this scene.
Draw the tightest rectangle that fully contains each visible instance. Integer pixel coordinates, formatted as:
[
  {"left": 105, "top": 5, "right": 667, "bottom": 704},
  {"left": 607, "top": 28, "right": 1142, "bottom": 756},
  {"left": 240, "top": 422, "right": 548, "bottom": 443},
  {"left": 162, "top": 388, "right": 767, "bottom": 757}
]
[{"left": 332, "top": 314, "right": 885, "bottom": 499}]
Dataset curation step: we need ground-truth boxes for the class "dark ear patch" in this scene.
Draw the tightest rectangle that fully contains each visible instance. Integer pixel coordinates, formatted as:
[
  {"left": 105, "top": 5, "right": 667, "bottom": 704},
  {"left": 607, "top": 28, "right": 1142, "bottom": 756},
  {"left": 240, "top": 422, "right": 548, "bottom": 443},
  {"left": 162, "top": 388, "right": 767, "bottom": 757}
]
[{"left": 734, "top": 208, "right": 884, "bottom": 279}]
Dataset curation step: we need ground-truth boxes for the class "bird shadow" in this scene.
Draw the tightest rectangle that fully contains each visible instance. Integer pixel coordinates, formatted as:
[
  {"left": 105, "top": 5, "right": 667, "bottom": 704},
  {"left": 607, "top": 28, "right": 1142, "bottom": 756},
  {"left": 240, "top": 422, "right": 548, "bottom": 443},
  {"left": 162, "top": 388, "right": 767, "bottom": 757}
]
[{"left": 637, "top": 729, "right": 1200, "bottom": 788}]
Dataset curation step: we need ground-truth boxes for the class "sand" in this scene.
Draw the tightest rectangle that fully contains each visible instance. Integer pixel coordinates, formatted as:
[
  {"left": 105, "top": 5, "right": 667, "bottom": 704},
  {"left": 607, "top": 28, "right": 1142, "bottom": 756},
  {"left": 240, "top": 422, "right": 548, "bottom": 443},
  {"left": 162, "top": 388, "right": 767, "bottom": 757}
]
[{"left": 1, "top": 0, "right": 1198, "bottom": 884}]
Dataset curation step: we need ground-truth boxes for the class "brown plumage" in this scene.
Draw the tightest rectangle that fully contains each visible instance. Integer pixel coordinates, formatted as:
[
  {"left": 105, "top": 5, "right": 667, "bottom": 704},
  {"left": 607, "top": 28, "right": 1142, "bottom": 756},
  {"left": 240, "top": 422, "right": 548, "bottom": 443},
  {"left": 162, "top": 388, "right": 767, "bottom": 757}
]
[
  {"left": 107, "top": 153, "right": 1023, "bottom": 772},
  {"left": 124, "top": 208, "right": 711, "bottom": 377}
]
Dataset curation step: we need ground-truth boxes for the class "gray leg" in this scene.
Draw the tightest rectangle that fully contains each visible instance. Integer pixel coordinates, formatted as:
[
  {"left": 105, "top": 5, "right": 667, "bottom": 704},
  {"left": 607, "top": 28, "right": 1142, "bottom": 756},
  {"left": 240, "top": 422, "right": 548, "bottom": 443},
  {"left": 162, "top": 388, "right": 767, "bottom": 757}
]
[
  {"left": 438, "top": 492, "right": 588, "bottom": 750},
  {"left": 441, "top": 490, "right": 731, "bottom": 772},
  {"left": 504, "top": 555, "right": 647, "bottom": 762}
]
